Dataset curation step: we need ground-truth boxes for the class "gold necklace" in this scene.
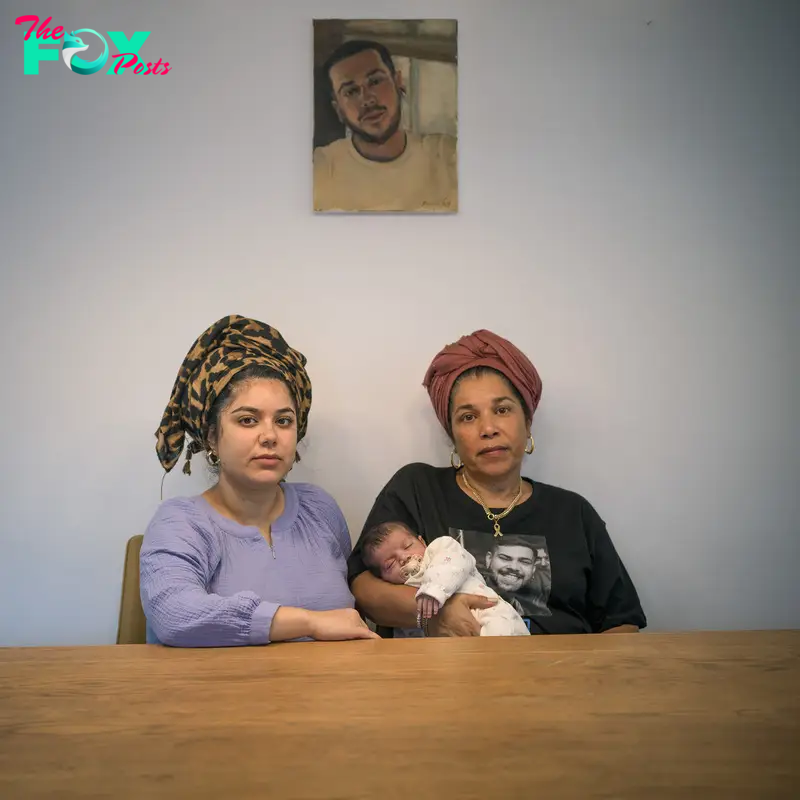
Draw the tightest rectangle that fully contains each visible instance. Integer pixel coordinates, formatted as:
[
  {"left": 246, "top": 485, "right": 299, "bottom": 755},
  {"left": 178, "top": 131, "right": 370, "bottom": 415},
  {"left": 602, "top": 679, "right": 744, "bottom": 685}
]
[{"left": 460, "top": 471, "right": 523, "bottom": 537}]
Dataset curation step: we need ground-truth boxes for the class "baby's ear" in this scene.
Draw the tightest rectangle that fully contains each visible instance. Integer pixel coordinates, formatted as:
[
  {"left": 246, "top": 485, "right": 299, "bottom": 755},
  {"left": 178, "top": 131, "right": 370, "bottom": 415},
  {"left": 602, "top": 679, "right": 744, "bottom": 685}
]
[{"left": 417, "top": 536, "right": 426, "bottom": 545}]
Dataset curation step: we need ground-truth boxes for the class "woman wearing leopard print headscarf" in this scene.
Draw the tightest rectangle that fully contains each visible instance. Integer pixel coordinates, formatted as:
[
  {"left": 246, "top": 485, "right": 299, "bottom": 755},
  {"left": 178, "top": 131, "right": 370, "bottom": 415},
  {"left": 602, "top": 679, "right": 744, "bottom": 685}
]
[{"left": 140, "top": 315, "right": 377, "bottom": 647}]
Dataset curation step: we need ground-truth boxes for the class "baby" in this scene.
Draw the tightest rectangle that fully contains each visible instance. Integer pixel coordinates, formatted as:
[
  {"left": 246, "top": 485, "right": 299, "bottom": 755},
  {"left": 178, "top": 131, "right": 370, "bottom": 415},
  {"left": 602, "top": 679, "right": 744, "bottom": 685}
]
[{"left": 361, "top": 521, "right": 530, "bottom": 636}]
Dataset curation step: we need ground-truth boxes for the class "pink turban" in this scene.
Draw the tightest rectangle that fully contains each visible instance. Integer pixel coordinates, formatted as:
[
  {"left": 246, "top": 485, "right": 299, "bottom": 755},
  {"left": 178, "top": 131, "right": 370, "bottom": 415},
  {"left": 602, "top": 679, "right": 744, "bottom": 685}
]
[{"left": 422, "top": 330, "right": 543, "bottom": 432}]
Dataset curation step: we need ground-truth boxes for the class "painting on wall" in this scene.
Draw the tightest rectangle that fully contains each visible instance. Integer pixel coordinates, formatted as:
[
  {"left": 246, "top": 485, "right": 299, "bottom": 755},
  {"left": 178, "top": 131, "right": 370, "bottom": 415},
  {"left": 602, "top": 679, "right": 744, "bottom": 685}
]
[{"left": 313, "top": 19, "right": 458, "bottom": 213}]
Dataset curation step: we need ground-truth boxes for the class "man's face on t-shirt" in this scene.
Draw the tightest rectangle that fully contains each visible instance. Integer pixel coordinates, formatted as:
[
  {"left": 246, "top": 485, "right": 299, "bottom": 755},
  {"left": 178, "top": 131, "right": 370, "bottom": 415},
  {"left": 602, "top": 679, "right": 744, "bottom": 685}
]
[{"left": 485, "top": 544, "right": 535, "bottom": 592}]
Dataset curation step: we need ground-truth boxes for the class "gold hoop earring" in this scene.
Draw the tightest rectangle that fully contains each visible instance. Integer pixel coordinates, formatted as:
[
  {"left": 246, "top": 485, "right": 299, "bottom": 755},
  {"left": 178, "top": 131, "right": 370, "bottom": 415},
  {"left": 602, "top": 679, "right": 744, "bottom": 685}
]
[
  {"left": 525, "top": 435, "right": 535, "bottom": 455},
  {"left": 450, "top": 449, "right": 462, "bottom": 470},
  {"left": 206, "top": 450, "right": 220, "bottom": 466}
]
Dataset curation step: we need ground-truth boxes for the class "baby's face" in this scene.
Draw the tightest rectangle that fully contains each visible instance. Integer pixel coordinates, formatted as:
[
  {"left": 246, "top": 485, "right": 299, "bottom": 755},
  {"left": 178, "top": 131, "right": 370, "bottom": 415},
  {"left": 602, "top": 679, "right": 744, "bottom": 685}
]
[{"left": 370, "top": 527, "right": 427, "bottom": 584}]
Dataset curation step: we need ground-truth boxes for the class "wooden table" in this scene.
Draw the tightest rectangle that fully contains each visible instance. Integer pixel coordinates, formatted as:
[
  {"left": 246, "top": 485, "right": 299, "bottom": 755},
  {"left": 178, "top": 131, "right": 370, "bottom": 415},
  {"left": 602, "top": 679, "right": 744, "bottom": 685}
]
[{"left": 0, "top": 631, "right": 798, "bottom": 799}]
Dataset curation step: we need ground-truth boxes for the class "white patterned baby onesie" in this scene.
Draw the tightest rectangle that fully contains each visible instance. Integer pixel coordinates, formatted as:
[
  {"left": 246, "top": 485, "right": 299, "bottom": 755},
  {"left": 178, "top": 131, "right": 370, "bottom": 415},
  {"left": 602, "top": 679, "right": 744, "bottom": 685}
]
[{"left": 404, "top": 536, "right": 530, "bottom": 636}]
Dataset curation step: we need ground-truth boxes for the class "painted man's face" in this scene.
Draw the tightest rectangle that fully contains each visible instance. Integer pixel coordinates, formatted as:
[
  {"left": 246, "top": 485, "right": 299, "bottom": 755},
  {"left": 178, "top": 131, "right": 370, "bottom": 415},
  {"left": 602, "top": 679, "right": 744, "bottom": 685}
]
[{"left": 329, "top": 48, "right": 403, "bottom": 144}]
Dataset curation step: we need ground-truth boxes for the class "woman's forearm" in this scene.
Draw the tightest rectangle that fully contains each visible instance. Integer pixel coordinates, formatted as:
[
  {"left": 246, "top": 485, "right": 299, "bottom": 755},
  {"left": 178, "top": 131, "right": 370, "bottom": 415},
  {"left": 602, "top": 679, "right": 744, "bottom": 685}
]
[
  {"left": 269, "top": 607, "right": 314, "bottom": 641},
  {"left": 351, "top": 572, "right": 418, "bottom": 628}
]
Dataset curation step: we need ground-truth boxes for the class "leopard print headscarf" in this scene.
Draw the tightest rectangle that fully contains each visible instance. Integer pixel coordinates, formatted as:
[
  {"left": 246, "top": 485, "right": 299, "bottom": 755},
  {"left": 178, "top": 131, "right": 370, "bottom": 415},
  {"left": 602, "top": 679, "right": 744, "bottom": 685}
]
[{"left": 155, "top": 315, "right": 312, "bottom": 473}]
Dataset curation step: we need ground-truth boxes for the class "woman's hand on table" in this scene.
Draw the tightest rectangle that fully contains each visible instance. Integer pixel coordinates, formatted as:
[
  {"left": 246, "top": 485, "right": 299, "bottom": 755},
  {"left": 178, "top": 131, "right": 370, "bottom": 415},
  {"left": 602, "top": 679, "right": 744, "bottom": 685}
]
[
  {"left": 308, "top": 609, "right": 380, "bottom": 641},
  {"left": 428, "top": 593, "right": 497, "bottom": 637}
]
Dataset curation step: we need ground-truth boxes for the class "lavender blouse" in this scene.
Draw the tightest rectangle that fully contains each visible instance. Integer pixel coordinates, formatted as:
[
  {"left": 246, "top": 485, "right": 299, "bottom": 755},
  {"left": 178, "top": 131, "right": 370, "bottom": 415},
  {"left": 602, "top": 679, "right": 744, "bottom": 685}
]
[{"left": 139, "top": 483, "right": 355, "bottom": 646}]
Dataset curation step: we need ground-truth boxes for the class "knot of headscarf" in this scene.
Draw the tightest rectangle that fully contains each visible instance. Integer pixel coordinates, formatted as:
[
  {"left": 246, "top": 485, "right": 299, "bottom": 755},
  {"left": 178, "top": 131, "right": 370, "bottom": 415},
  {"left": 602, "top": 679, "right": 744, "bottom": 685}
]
[
  {"left": 155, "top": 315, "right": 312, "bottom": 474},
  {"left": 422, "top": 329, "right": 542, "bottom": 432}
]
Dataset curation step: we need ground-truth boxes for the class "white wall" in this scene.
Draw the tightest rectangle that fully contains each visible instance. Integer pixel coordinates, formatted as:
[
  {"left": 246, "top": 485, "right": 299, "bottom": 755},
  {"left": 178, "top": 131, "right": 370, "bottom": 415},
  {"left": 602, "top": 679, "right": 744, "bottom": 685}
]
[{"left": 1, "top": 0, "right": 797, "bottom": 646}]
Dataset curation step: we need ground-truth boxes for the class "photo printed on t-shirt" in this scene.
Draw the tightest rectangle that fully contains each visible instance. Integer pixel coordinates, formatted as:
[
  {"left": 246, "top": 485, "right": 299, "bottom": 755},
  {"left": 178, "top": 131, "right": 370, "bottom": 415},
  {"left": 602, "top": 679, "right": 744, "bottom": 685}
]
[{"left": 449, "top": 528, "right": 553, "bottom": 626}]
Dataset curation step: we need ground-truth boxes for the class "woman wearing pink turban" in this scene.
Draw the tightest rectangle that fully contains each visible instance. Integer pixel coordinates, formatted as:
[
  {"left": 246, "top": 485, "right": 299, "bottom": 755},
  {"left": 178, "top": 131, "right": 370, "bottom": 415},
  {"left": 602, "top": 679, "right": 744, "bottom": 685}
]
[{"left": 347, "top": 330, "right": 646, "bottom": 638}]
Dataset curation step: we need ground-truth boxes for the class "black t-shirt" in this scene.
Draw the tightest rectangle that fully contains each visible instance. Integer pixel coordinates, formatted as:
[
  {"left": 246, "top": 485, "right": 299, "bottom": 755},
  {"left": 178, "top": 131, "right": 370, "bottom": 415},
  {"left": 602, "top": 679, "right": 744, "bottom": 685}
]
[{"left": 348, "top": 463, "right": 647, "bottom": 636}]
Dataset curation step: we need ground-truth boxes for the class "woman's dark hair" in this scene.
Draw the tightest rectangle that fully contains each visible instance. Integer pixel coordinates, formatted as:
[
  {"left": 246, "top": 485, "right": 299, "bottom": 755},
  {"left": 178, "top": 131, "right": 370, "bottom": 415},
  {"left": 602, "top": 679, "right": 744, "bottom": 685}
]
[
  {"left": 447, "top": 366, "right": 530, "bottom": 436},
  {"left": 206, "top": 365, "right": 300, "bottom": 471}
]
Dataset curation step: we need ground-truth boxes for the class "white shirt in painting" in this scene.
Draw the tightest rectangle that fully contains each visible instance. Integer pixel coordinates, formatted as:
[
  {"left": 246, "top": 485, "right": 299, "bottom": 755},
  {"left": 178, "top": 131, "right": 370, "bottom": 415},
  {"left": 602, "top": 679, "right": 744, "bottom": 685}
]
[{"left": 313, "top": 132, "right": 457, "bottom": 213}]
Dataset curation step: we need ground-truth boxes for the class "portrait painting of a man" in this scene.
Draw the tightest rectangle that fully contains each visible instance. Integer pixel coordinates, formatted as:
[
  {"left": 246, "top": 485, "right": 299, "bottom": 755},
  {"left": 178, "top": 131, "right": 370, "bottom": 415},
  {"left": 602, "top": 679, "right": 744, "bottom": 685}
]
[{"left": 313, "top": 19, "right": 458, "bottom": 213}]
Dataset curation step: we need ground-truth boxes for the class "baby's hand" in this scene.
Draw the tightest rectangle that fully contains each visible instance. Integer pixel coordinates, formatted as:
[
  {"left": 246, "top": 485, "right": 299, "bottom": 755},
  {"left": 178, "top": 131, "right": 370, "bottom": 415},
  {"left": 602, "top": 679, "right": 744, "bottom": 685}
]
[{"left": 417, "top": 594, "right": 440, "bottom": 622}]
